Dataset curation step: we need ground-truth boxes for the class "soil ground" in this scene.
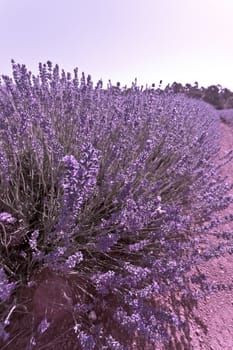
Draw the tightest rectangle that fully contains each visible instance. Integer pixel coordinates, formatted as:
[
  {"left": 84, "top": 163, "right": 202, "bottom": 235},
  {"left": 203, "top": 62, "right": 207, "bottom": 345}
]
[{"left": 188, "top": 121, "right": 233, "bottom": 350}]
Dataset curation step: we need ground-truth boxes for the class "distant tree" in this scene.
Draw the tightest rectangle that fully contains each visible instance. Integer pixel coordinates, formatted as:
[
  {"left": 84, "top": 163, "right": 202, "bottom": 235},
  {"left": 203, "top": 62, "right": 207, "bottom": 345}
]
[
  {"left": 171, "top": 82, "right": 184, "bottom": 93},
  {"left": 202, "top": 85, "right": 222, "bottom": 109}
]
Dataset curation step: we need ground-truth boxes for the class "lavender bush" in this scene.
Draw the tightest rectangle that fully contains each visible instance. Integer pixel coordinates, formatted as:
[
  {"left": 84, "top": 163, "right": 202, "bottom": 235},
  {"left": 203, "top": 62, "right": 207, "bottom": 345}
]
[{"left": 0, "top": 61, "right": 232, "bottom": 349}]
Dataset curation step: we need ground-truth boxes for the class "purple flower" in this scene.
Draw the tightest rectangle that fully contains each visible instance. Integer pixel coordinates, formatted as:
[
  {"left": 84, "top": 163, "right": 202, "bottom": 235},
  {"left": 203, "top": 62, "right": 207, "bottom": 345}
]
[
  {"left": 37, "top": 317, "right": 50, "bottom": 334},
  {"left": 55, "top": 143, "right": 100, "bottom": 235},
  {"left": 91, "top": 270, "right": 120, "bottom": 296},
  {"left": 65, "top": 251, "right": 83, "bottom": 269},
  {"left": 29, "top": 229, "right": 40, "bottom": 250},
  {"left": 0, "top": 268, "right": 16, "bottom": 302},
  {"left": 0, "top": 212, "right": 17, "bottom": 224},
  {"left": 128, "top": 239, "right": 149, "bottom": 252},
  {"left": 0, "top": 322, "right": 9, "bottom": 342},
  {"left": 77, "top": 330, "right": 95, "bottom": 350},
  {"left": 105, "top": 335, "right": 128, "bottom": 350},
  {"left": 95, "top": 233, "right": 119, "bottom": 252}
]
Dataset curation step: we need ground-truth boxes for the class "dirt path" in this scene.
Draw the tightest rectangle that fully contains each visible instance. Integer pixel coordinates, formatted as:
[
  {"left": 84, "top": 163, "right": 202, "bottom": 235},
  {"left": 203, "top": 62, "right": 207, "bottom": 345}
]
[{"left": 189, "top": 121, "right": 233, "bottom": 350}]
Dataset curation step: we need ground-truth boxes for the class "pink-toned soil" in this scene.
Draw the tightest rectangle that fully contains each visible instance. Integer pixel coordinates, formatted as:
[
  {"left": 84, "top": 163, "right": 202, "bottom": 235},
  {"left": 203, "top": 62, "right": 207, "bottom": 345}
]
[{"left": 188, "top": 121, "right": 233, "bottom": 350}]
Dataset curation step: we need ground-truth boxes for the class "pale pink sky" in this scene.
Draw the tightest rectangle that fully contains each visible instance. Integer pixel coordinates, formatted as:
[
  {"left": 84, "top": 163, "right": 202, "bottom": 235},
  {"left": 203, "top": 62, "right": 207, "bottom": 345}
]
[{"left": 1, "top": 0, "right": 233, "bottom": 89}]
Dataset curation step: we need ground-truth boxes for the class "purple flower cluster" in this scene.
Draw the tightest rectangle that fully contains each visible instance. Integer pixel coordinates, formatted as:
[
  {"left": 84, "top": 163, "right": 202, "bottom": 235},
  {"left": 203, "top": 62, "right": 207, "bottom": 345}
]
[
  {"left": 0, "top": 268, "right": 16, "bottom": 302},
  {"left": 55, "top": 141, "right": 100, "bottom": 234},
  {"left": 0, "top": 212, "right": 17, "bottom": 224}
]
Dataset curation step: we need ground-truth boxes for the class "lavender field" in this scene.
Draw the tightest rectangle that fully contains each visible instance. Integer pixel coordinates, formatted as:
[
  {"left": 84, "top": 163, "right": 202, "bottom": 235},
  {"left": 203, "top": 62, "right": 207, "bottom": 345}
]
[{"left": 0, "top": 61, "right": 233, "bottom": 350}]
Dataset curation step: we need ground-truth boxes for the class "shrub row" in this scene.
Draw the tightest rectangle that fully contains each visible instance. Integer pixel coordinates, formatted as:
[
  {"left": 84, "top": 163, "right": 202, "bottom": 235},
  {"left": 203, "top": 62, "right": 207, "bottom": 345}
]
[{"left": 0, "top": 61, "right": 232, "bottom": 349}]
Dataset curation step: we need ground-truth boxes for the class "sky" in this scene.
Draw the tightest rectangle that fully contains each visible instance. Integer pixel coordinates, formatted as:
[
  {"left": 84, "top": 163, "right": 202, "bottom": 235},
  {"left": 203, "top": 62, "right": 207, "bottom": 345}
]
[{"left": 1, "top": 0, "right": 233, "bottom": 90}]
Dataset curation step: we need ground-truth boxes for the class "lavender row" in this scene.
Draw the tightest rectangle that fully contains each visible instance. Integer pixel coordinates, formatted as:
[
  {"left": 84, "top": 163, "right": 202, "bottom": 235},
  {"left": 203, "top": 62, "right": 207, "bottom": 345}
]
[{"left": 0, "top": 61, "right": 232, "bottom": 349}]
